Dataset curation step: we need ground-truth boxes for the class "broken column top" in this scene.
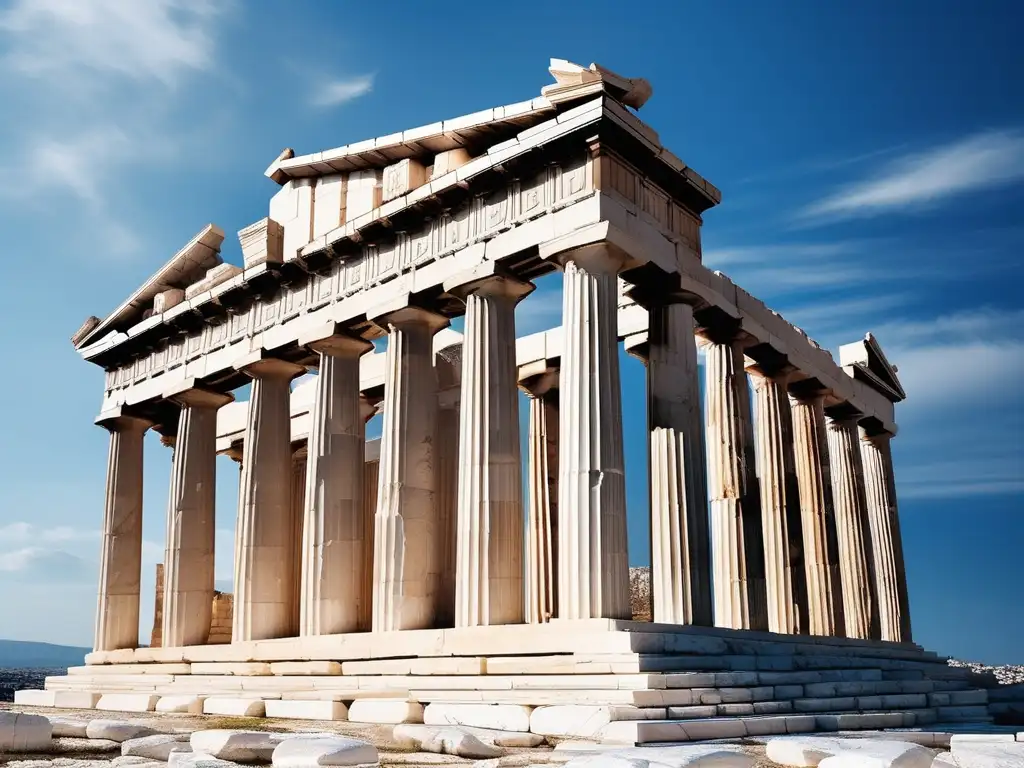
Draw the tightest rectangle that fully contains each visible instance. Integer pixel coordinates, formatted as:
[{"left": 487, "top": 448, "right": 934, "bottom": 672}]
[{"left": 542, "top": 58, "right": 653, "bottom": 109}]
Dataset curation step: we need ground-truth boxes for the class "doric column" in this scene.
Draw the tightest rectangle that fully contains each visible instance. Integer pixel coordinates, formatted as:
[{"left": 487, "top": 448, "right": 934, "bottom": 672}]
[
  {"left": 750, "top": 366, "right": 805, "bottom": 635},
  {"left": 371, "top": 305, "right": 450, "bottom": 632},
  {"left": 826, "top": 412, "right": 876, "bottom": 640},
  {"left": 162, "top": 387, "right": 232, "bottom": 648},
  {"left": 95, "top": 414, "right": 152, "bottom": 652},
  {"left": 299, "top": 332, "right": 373, "bottom": 636},
  {"left": 860, "top": 427, "right": 912, "bottom": 642},
  {"left": 645, "top": 301, "right": 712, "bottom": 626},
  {"left": 555, "top": 244, "right": 630, "bottom": 620},
  {"left": 360, "top": 400, "right": 380, "bottom": 632},
  {"left": 446, "top": 271, "right": 532, "bottom": 627},
  {"left": 434, "top": 344, "right": 461, "bottom": 630},
  {"left": 522, "top": 374, "right": 559, "bottom": 624},
  {"left": 703, "top": 332, "right": 768, "bottom": 631},
  {"left": 232, "top": 356, "right": 306, "bottom": 642},
  {"left": 789, "top": 386, "right": 844, "bottom": 636}
]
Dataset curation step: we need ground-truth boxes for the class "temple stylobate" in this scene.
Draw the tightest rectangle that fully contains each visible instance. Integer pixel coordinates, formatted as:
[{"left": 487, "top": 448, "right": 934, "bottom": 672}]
[{"left": 22, "top": 59, "right": 971, "bottom": 744}]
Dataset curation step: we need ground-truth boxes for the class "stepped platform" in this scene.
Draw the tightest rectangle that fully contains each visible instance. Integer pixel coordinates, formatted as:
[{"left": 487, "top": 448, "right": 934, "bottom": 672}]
[{"left": 16, "top": 620, "right": 992, "bottom": 744}]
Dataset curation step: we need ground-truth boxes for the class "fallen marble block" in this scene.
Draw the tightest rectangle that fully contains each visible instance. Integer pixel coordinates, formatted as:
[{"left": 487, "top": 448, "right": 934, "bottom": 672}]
[
  {"left": 122, "top": 734, "right": 193, "bottom": 761},
  {"left": 949, "top": 739, "right": 1024, "bottom": 767},
  {"left": 393, "top": 723, "right": 543, "bottom": 750},
  {"left": 190, "top": 730, "right": 300, "bottom": 763},
  {"left": 48, "top": 718, "right": 91, "bottom": 738},
  {"left": 272, "top": 735, "right": 378, "bottom": 767},
  {"left": 765, "top": 736, "right": 936, "bottom": 767},
  {"left": 423, "top": 704, "right": 533, "bottom": 733},
  {"left": 389, "top": 726, "right": 499, "bottom": 759},
  {"left": 559, "top": 745, "right": 755, "bottom": 768},
  {"left": 0, "top": 711, "right": 53, "bottom": 752},
  {"left": 85, "top": 720, "right": 157, "bottom": 743},
  {"left": 53, "top": 737, "right": 121, "bottom": 754}
]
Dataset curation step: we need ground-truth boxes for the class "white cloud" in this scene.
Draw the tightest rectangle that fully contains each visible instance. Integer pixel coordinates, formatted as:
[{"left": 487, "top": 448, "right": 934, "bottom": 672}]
[
  {"left": 311, "top": 74, "right": 375, "bottom": 107},
  {"left": 0, "top": 521, "right": 96, "bottom": 544},
  {"left": 801, "top": 130, "right": 1024, "bottom": 220},
  {"left": 0, "top": 0, "right": 224, "bottom": 88}
]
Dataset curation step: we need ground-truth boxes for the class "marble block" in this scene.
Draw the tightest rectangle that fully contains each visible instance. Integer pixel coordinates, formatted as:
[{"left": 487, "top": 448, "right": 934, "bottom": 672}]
[
  {"left": 383, "top": 159, "right": 427, "bottom": 203},
  {"left": 156, "top": 695, "right": 207, "bottom": 714},
  {"left": 347, "top": 700, "right": 424, "bottom": 725},
  {"left": 96, "top": 694, "right": 161, "bottom": 713},
  {"left": 203, "top": 697, "right": 267, "bottom": 717},
  {"left": 423, "top": 703, "right": 532, "bottom": 732},
  {"left": 0, "top": 711, "right": 52, "bottom": 753},
  {"left": 272, "top": 735, "right": 378, "bottom": 767},
  {"left": 265, "top": 700, "right": 349, "bottom": 721}
]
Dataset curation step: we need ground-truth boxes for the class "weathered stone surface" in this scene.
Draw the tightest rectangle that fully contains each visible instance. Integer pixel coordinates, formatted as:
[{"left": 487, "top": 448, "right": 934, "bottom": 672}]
[
  {"left": 530, "top": 706, "right": 660, "bottom": 739},
  {"left": 190, "top": 730, "right": 295, "bottom": 763},
  {"left": 203, "top": 697, "right": 267, "bottom": 717},
  {"left": 765, "top": 736, "right": 935, "bottom": 767},
  {"left": 122, "top": 734, "right": 192, "bottom": 761},
  {"left": 0, "top": 711, "right": 52, "bottom": 753},
  {"left": 85, "top": 720, "right": 156, "bottom": 743},
  {"left": 265, "top": 700, "right": 348, "bottom": 721},
  {"left": 170, "top": 752, "right": 245, "bottom": 768},
  {"left": 53, "top": 737, "right": 121, "bottom": 754},
  {"left": 48, "top": 718, "right": 90, "bottom": 738},
  {"left": 394, "top": 724, "right": 543, "bottom": 752},
  {"left": 348, "top": 700, "right": 423, "bottom": 724},
  {"left": 157, "top": 695, "right": 207, "bottom": 714},
  {"left": 424, "top": 704, "right": 532, "bottom": 732},
  {"left": 112, "top": 756, "right": 168, "bottom": 768},
  {"left": 390, "top": 725, "right": 500, "bottom": 759},
  {"left": 558, "top": 746, "right": 754, "bottom": 768},
  {"left": 272, "top": 736, "right": 378, "bottom": 767},
  {"left": 96, "top": 694, "right": 161, "bottom": 713},
  {"left": 949, "top": 739, "right": 1024, "bottom": 767}
]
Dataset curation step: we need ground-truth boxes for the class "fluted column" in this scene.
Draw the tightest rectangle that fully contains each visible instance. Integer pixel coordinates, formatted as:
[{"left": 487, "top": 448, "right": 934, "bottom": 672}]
[
  {"left": 648, "top": 301, "right": 712, "bottom": 626},
  {"left": 232, "top": 356, "right": 305, "bottom": 642},
  {"left": 826, "top": 413, "right": 876, "bottom": 640},
  {"left": 751, "top": 369, "right": 805, "bottom": 635},
  {"left": 299, "top": 334, "right": 373, "bottom": 636},
  {"left": 162, "top": 388, "right": 232, "bottom": 648},
  {"left": 360, "top": 402, "right": 380, "bottom": 632},
  {"left": 524, "top": 378, "right": 559, "bottom": 624},
  {"left": 704, "top": 335, "right": 768, "bottom": 630},
  {"left": 861, "top": 428, "right": 912, "bottom": 642},
  {"left": 95, "top": 414, "right": 152, "bottom": 652},
  {"left": 434, "top": 344, "right": 461, "bottom": 630},
  {"left": 372, "top": 306, "right": 450, "bottom": 632},
  {"left": 556, "top": 244, "right": 630, "bottom": 620},
  {"left": 449, "top": 273, "right": 533, "bottom": 627},
  {"left": 790, "top": 389, "right": 844, "bottom": 636}
]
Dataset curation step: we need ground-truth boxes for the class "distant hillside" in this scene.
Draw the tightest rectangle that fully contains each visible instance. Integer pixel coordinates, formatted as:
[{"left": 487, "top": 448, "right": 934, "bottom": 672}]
[{"left": 0, "top": 639, "right": 90, "bottom": 669}]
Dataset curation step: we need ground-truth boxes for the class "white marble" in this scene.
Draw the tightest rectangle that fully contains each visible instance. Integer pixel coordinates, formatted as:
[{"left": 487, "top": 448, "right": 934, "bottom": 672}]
[
  {"left": 233, "top": 357, "right": 306, "bottom": 642},
  {"left": 751, "top": 370, "right": 802, "bottom": 635},
  {"left": 826, "top": 415, "right": 874, "bottom": 641},
  {"left": 449, "top": 273, "right": 532, "bottom": 627},
  {"left": 704, "top": 337, "right": 767, "bottom": 631},
  {"left": 555, "top": 245, "right": 630, "bottom": 620},
  {"left": 272, "top": 736, "right": 378, "bottom": 767},
  {"left": 300, "top": 333, "right": 373, "bottom": 636},
  {"left": 524, "top": 378, "right": 558, "bottom": 624},
  {"left": 0, "top": 712, "right": 52, "bottom": 753},
  {"left": 163, "top": 388, "right": 232, "bottom": 648},
  {"left": 860, "top": 429, "right": 912, "bottom": 643},
  {"left": 648, "top": 302, "right": 711, "bottom": 627},
  {"left": 790, "top": 392, "right": 844, "bottom": 637},
  {"left": 371, "top": 306, "right": 449, "bottom": 632},
  {"left": 95, "top": 415, "right": 151, "bottom": 652}
]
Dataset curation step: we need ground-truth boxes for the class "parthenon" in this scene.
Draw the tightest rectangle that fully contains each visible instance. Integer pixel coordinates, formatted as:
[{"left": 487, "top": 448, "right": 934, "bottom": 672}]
[{"left": 19, "top": 59, "right": 980, "bottom": 744}]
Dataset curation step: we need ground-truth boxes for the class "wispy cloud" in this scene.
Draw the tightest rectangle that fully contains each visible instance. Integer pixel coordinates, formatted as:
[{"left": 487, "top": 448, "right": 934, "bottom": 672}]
[
  {"left": 799, "top": 130, "right": 1024, "bottom": 220},
  {"left": 0, "top": 0, "right": 224, "bottom": 88},
  {"left": 311, "top": 73, "right": 375, "bottom": 107},
  {"left": 0, "top": 521, "right": 96, "bottom": 544}
]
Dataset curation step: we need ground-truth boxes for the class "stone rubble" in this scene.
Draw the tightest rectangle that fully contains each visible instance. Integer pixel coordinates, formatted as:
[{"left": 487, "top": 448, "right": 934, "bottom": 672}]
[{"left": 947, "top": 660, "right": 1024, "bottom": 686}]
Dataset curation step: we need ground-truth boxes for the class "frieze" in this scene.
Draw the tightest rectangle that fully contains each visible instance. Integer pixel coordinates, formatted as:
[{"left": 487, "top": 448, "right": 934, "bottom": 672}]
[{"left": 103, "top": 152, "right": 594, "bottom": 396}]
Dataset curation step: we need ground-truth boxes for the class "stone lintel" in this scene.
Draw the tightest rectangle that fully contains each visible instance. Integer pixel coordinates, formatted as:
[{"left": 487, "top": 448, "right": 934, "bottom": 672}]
[
  {"left": 443, "top": 261, "right": 535, "bottom": 303},
  {"left": 825, "top": 401, "right": 864, "bottom": 422},
  {"left": 233, "top": 350, "right": 308, "bottom": 380}
]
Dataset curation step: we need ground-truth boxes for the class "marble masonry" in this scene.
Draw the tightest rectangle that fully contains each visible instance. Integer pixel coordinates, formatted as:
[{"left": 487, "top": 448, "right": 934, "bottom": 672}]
[{"left": 20, "top": 59, "right": 989, "bottom": 744}]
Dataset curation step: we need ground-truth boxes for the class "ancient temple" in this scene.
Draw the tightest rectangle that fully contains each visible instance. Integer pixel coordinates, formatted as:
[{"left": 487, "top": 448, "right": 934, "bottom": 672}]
[{"left": 18, "top": 60, "right": 989, "bottom": 742}]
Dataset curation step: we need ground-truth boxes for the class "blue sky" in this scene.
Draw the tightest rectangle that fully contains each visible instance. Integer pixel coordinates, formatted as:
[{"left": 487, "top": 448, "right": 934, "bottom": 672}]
[{"left": 0, "top": 1, "right": 1020, "bottom": 663}]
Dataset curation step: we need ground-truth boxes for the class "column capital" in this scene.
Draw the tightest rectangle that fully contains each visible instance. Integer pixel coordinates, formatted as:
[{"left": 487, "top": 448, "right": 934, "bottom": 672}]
[
  {"left": 299, "top": 323, "right": 373, "bottom": 358},
  {"left": 95, "top": 408, "right": 154, "bottom": 433},
  {"left": 443, "top": 262, "right": 535, "bottom": 303},
  {"left": 788, "top": 376, "right": 830, "bottom": 403},
  {"left": 163, "top": 380, "right": 234, "bottom": 410},
  {"left": 369, "top": 295, "right": 450, "bottom": 334},
  {"left": 359, "top": 395, "right": 380, "bottom": 423},
  {"left": 224, "top": 443, "right": 243, "bottom": 463},
  {"left": 519, "top": 368, "right": 560, "bottom": 399},
  {"left": 233, "top": 351, "right": 307, "bottom": 381},
  {"left": 546, "top": 241, "right": 632, "bottom": 275},
  {"left": 859, "top": 418, "right": 897, "bottom": 441},
  {"left": 624, "top": 332, "right": 650, "bottom": 364}
]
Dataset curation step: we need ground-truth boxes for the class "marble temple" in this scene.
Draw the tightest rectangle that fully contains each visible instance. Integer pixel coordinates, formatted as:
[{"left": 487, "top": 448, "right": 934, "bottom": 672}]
[{"left": 16, "top": 60, "right": 989, "bottom": 744}]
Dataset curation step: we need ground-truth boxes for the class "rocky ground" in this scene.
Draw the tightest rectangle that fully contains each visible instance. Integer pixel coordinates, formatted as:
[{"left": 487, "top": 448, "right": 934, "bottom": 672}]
[
  {"left": 947, "top": 659, "right": 1024, "bottom": 686},
  {"left": 1, "top": 706, "right": 1023, "bottom": 768}
]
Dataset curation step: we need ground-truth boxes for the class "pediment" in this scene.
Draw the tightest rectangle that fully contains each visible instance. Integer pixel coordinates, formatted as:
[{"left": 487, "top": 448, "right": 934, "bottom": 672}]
[{"left": 839, "top": 333, "right": 906, "bottom": 402}]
